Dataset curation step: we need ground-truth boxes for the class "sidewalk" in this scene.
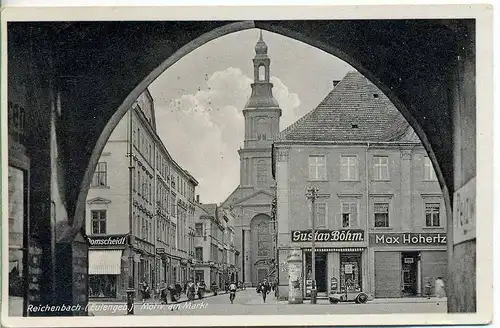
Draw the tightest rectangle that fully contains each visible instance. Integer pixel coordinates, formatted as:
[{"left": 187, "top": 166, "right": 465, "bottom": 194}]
[
  {"left": 88, "top": 289, "right": 239, "bottom": 306},
  {"left": 277, "top": 297, "right": 447, "bottom": 305}
]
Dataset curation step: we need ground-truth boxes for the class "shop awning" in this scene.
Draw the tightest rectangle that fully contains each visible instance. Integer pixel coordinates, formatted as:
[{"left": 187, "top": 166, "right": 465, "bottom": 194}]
[
  {"left": 303, "top": 247, "right": 365, "bottom": 252},
  {"left": 88, "top": 250, "right": 123, "bottom": 275}
]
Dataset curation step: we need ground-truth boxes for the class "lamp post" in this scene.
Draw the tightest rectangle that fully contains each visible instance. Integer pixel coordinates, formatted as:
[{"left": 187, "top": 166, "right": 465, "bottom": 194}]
[{"left": 305, "top": 187, "right": 329, "bottom": 304}]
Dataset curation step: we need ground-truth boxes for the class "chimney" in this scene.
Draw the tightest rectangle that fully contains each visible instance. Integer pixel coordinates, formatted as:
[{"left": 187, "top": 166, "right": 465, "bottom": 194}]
[
  {"left": 196, "top": 195, "right": 200, "bottom": 203},
  {"left": 333, "top": 80, "right": 341, "bottom": 88}
]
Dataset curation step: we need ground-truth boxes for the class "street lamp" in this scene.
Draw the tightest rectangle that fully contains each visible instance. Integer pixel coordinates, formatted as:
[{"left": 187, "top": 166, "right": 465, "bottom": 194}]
[{"left": 305, "top": 187, "right": 329, "bottom": 304}]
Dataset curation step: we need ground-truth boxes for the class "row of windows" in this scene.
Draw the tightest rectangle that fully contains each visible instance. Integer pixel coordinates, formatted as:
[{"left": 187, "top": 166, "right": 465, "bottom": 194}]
[
  {"left": 132, "top": 123, "right": 154, "bottom": 166},
  {"left": 194, "top": 246, "right": 235, "bottom": 264},
  {"left": 195, "top": 222, "right": 234, "bottom": 245},
  {"left": 177, "top": 208, "right": 188, "bottom": 252},
  {"left": 157, "top": 218, "right": 177, "bottom": 250},
  {"left": 308, "top": 155, "right": 437, "bottom": 181},
  {"left": 156, "top": 180, "right": 170, "bottom": 215},
  {"left": 133, "top": 167, "right": 154, "bottom": 204},
  {"left": 309, "top": 201, "right": 442, "bottom": 229}
]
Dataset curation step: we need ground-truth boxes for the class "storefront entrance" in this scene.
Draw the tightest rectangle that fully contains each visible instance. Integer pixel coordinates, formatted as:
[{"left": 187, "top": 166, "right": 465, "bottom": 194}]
[
  {"left": 340, "top": 252, "right": 362, "bottom": 293},
  {"left": 401, "top": 252, "right": 419, "bottom": 296},
  {"left": 305, "top": 252, "right": 328, "bottom": 293}
]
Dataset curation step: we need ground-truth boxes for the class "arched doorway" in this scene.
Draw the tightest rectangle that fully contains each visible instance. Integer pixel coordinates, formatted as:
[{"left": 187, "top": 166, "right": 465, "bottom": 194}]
[{"left": 250, "top": 214, "right": 274, "bottom": 286}]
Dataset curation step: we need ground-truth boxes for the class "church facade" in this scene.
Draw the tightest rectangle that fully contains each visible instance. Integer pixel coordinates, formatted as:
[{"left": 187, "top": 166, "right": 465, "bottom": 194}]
[{"left": 222, "top": 32, "right": 280, "bottom": 287}]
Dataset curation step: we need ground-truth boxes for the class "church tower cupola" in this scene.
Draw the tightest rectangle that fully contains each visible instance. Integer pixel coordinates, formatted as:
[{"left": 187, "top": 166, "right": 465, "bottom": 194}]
[{"left": 245, "top": 30, "right": 280, "bottom": 109}]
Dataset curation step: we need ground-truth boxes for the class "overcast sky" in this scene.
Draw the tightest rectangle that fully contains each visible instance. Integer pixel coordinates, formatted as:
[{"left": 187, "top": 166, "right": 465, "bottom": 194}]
[{"left": 148, "top": 28, "right": 355, "bottom": 204}]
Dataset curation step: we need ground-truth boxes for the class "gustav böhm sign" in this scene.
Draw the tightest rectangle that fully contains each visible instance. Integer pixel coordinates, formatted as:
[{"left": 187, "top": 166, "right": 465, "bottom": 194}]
[
  {"left": 291, "top": 229, "right": 364, "bottom": 242},
  {"left": 88, "top": 234, "right": 128, "bottom": 246},
  {"left": 369, "top": 233, "right": 447, "bottom": 246}
]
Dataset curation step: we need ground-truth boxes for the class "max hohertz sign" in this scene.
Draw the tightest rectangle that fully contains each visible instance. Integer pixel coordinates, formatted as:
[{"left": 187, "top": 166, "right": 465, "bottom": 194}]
[
  {"left": 88, "top": 234, "right": 128, "bottom": 246},
  {"left": 291, "top": 230, "right": 364, "bottom": 242},
  {"left": 369, "top": 233, "right": 447, "bottom": 246}
]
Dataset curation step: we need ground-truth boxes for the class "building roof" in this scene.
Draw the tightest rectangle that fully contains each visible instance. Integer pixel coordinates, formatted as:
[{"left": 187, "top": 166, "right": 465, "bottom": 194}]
[
  {"left": 200, "top": 203, "right": 218, "bottom": 218},
  {"left": 278, "top": 71, "right": 419, "bottom": 143}
]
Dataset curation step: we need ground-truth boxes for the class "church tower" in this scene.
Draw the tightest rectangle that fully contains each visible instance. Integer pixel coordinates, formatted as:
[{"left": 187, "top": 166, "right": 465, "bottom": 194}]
[
  {"left": 223, "top": 30, "right": 281, "bottom": 287},
  {"left": 239, "top": 30, "right": 282, "bottom": 189}
]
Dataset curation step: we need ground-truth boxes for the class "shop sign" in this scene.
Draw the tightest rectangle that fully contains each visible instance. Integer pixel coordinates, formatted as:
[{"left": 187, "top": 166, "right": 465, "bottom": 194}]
[
  {"left": 291, "top": 229, "right": 364, "bottom": 242},
  {"left": 369, "top": 233, "right": 447, "bottom": 246},
  {"left": 344, "top": 264, "right": 353, "bottom": 274},
  {"left": 88, "top": 234, "right": 128, "bottom": 246},
  {"left": 453, "top": 177, "right": 476, "bottom": 245}
]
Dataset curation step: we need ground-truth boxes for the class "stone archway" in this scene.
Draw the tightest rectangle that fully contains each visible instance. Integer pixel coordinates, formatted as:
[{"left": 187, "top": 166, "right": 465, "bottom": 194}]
[{"left": 5, "top": 13, "right": 479, "bottom": 313}]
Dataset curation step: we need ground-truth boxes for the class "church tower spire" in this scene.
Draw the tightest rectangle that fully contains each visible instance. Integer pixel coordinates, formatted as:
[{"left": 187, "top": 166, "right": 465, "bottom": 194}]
[{"left": 238, "top": 30, "right": 282, "bottom": 188}]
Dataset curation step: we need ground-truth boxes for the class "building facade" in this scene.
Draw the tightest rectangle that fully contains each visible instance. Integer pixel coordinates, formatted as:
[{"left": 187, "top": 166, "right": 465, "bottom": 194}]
[
  {"left": 222, "top": 31, "right": 279, "bottom": 287},
  {"left": 193, "top": 203, "right": 241, "bottom": 288},
  {"left": 273, "top": 72, "right": 447, "bottom": 300},
  {"left": 85, "top": 90, "right": 198, "bottom": 301}
]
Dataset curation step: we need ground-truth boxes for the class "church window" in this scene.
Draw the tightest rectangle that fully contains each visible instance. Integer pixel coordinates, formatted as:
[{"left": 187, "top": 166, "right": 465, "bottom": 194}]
[
  {"left": 258, "top": 65, "right": 266, "bottom": 81},
  {"left": 256, "top": 118, "right": 267, "bottom": 140},
  {"left": 256, "top": 160, "right": 267, "bottom": 186}
]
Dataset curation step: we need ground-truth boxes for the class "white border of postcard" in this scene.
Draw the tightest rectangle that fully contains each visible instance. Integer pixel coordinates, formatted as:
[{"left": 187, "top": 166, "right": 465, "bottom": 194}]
[{"left": 1, "top": 4, "right": 494, "bottom": 328}]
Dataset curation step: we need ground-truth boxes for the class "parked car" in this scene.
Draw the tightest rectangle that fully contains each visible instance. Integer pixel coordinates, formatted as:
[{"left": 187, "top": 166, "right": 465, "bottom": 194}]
[{"left": 328, "top": 277, "right": 373, "bottom": 304}]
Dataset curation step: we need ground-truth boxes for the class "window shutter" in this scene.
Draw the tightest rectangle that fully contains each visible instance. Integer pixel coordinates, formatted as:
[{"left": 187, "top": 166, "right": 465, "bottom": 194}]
[{"left": 350, "top": 203, "right": 358, "bottom": 227}]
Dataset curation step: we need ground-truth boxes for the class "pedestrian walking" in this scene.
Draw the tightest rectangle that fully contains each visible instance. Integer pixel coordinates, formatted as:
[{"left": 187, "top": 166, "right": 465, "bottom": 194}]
[
  {"left": 258, "top": 279, "right": 271, "bottom": 303},
  {"left": 435, "top": 277, "right": 446, "bottom": 298},
  {"left": 141, "top": 280, "right": 150, "bottom": 303}
]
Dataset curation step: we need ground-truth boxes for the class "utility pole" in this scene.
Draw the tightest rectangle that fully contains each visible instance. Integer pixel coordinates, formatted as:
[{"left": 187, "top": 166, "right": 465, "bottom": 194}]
[{"left": 305, "top": 187, "right": 329, "bottom": 304}]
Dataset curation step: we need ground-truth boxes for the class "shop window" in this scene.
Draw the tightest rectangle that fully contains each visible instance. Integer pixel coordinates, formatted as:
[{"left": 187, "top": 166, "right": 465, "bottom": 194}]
[
  {"left": 423, "top": 156, "right": 437, "bottom": 181},
  {"left": 195, "top": 270, "right": 204, "bottom": 283},
  {"left": 425, "top": 203, "right": 441, "bottom": 227},
  {"left": 340, "top": 155, "right": 358, "bottom": 181},
  {"left": 8, "top": 166, "right": 27, "bottom": 314},
  {"left": 89, "top": 275, "right": 117, "bottom": 298},
  {"left": 308, "top": 155, "right": 326, "bottom": 180},
  {"left": 341, "top": 202, "right": 358, "bottom": 228},
  {"left": 340, "top": 253, "right": 362, "bottom": 293},
  {"left": 373, "top": 156, "right": 389, "bottom": 180},
  {"left": 91, "top": 162, "right": 107, "bottom": 187},
  {"left": 91, "top": 210, "right": 107, "bottom": 234},
  {"left": 374, "top": 203, "right": 390, "bottom": 227}
]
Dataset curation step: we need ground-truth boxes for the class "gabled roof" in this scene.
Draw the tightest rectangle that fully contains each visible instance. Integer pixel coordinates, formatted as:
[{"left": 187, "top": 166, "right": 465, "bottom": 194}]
[
  {"left": 230, "top": 189, "right": 274, "bottom": 207},
  {"left": 278, "top": 71, "right": 420, "bottom": 143}
]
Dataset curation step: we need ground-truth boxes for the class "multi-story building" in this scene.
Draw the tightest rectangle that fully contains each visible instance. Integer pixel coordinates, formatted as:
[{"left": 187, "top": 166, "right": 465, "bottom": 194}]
[
  {"left": 273, "top": 72, "right": 447, "bottom": 300},
  {"left": 222, "top": 31, "right": 278, "bottom": 287},
  {"left": 85, "top": 90, "right": 198, "bottom": 301},
  {"left": 193, "top": 202, "right": 241, "bottom": 288}
]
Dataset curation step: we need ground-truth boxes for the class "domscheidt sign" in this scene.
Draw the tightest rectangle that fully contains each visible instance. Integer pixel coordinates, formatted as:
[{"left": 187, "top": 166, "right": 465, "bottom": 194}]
[{"left": 88, "top": 234, "right": 128, "bottom": 246}]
